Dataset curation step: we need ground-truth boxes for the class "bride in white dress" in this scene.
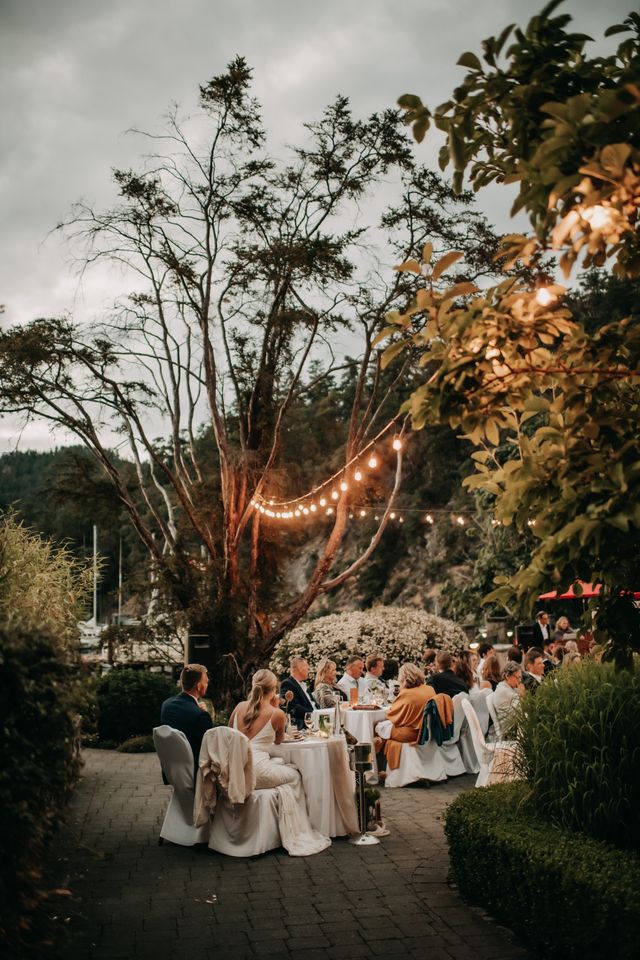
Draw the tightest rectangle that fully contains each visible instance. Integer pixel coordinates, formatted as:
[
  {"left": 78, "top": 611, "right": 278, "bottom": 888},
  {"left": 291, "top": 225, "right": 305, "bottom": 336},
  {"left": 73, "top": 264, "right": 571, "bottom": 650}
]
[{"left": 229, "top": 669, "right": 330, "bottom": 856}]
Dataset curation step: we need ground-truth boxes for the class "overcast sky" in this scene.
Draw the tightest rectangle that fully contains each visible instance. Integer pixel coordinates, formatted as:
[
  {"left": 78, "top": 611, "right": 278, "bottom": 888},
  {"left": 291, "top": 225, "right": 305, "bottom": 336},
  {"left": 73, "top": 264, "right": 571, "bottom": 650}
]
[{"left": 0, "top": 0, "right": 628, "bottom": 451}]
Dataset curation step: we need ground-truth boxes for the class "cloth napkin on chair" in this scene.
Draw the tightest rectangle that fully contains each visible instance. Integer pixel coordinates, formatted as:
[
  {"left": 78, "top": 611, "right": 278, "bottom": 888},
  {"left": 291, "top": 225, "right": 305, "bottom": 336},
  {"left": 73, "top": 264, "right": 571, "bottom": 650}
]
[{"left": 194, "top": 727, "right": 254, "bottom": 827}]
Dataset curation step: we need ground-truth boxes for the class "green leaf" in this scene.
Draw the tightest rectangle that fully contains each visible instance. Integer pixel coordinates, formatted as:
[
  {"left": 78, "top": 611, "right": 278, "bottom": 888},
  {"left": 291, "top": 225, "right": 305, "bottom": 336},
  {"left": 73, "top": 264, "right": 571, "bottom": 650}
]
[
  {"left": 449, "top": 127, "right": 466, "bottom": 171},
  {"left": 457, "top": 51, "right": 483, "bottom": 71},
  {"left": 604, "top": 24, "right": 631, "bottom": 37},
  {"left": 422, "top": 241, "right": 433, "bottom": 266},
  {"left": 397, "top": 94, "right": 424, "bottom": 111},
  {"left": 371, "top": 327, "right": 397, "bottom": 347},
  {"left": 394, "top": 259, "right": 421, "bottom": 274}
]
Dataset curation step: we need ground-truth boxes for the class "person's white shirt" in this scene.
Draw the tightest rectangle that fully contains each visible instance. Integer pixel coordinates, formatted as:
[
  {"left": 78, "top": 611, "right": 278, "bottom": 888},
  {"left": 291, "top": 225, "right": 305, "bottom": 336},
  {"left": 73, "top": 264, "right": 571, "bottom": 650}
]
[
  {"left": 493, "top": 680, "right": 520, "bottom": 721},
  {"left": 336, "top": 673, "right": 364, "bottom": 697},
  {"left": 363, "top": 671, "right": 385, "bottom": 697}
]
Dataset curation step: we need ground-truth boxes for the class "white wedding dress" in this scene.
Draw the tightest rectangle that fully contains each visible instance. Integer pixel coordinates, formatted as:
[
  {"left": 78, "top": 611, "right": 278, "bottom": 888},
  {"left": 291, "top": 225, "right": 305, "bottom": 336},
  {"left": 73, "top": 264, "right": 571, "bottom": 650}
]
[{"left": 232, "top": 713, "right": 331, "bottom": 856}]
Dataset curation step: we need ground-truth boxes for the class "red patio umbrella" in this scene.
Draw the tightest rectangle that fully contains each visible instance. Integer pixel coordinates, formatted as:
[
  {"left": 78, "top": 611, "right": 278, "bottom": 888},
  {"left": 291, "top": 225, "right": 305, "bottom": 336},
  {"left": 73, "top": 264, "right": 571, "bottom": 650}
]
[{"left": 538, "top": 581, "right": 640, "bottom": 600}]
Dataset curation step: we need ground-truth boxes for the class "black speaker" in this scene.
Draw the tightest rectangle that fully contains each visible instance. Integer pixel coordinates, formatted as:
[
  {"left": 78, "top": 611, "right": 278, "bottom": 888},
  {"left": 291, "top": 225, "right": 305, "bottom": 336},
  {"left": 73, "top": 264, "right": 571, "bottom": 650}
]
[{"left": 516, "top": 623, "right": 535, "bottom": 651}]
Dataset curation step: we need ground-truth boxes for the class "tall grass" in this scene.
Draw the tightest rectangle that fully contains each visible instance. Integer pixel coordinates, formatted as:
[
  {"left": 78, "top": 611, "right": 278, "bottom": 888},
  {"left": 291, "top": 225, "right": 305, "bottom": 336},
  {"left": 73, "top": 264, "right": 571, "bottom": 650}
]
[{"left": 513, "top": 660, "right": 640, "bottom": 851}]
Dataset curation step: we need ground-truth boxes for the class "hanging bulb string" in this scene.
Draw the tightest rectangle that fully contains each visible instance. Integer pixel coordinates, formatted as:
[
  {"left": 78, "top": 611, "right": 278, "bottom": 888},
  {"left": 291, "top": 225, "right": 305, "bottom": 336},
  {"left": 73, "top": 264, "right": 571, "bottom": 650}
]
[{"left": 253, "top": 416, "right": 401, "bottom": 509}]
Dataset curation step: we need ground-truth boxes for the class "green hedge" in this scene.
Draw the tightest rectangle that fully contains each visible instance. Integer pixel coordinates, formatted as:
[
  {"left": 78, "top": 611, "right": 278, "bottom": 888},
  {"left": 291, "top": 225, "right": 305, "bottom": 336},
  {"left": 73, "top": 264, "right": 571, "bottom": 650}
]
[
  {"left": 445, "top": 783, "right": 640, "bottom": 960},
  {"left": 512, "top": 661, "right": 640, "bottom": 851},
  {"left": 0, "top": 625, "right": 81, "bottom": 956},
  {"left": 96, "top": 668, "right": 176, "bottom": 743}
]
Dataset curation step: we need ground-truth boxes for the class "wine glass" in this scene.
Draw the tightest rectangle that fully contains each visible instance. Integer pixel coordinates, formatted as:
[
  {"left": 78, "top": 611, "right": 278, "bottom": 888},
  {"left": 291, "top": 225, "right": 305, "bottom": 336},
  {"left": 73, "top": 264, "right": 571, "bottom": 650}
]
[{"left": 304, "top": 712, "right": 314, "bottom": 735}]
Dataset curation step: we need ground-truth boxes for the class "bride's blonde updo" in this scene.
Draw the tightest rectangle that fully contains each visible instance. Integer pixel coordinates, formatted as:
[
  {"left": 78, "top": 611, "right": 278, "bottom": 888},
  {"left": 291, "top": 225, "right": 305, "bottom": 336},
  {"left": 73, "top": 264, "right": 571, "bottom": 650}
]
[{"left": 244, "top": 668, "right": 279, "bottom": 726}]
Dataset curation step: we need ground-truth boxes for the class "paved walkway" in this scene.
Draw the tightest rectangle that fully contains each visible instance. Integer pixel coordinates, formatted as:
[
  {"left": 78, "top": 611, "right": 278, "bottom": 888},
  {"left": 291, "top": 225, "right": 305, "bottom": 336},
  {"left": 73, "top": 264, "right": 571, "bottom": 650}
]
[{"left": 50, "top": 750, "right": 532, "bottom": 960}]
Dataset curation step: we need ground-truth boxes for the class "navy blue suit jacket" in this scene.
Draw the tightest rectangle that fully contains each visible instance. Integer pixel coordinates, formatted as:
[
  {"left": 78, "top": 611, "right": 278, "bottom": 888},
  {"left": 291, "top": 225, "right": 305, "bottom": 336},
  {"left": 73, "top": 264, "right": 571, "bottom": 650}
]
[
  {"left": 160, "top": 692, "right": 213, "bottom": 774},
  {"left": 280, "top": 676, "right": 316, "bottom": 729}
]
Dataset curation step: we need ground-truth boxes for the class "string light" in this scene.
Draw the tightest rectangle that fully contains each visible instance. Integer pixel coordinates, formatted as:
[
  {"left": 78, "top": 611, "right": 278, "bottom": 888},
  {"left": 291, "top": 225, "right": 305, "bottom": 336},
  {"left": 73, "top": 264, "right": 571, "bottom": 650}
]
[
  {"left": 359, "top": 509, "right": 366, "bottom": 517},
  {"left": 331, "top": 490, "right": 339, "bottom": 500},
  {"left": 368, "top": 455, "right": 378, "bottom": 469},
  {"left": 326, "top": 507, "right": 334, "bottom": 515},
  {"left": 354, "top": 469, "right": 363, "bottom": 481},
  {"left": 319, "top": 497, "right": 326, "bottom": 507},
  {"left": 392, "top": 437, "right": 402, "bottom": 451},
  {"left": 310, "top": 504, "right": 317, "bottom": 513},
  {"left": 340, "top": 480, "right": 348, "bottom": 492},
  {"left": 425, "top": 514, "right": 434, "bottom": 524}
]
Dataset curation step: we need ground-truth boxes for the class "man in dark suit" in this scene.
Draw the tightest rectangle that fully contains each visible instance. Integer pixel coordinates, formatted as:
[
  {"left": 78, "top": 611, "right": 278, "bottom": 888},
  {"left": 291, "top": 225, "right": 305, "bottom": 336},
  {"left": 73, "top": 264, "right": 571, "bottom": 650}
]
[
  {"left": 532, "top": 611, "right": 552, "bottom": 649},
  {"left": 430, "top": 651, "right": 469, "bottom": 697},
  {"left": 280, "top": 656, "right": 316, "bottom": 730},
  {"left": 160, "top": 663, "right": 213, "bottom": 775},
  {"left": 522, "top": 648, "right": 546, "bottom": 693}
]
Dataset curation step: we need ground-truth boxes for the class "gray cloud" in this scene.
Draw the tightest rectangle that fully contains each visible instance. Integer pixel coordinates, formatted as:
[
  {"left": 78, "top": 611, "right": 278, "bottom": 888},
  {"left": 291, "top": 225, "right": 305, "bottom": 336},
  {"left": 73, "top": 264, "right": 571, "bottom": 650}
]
[{"left": 0, "top": 0, "right": 629, "bottom": 449}]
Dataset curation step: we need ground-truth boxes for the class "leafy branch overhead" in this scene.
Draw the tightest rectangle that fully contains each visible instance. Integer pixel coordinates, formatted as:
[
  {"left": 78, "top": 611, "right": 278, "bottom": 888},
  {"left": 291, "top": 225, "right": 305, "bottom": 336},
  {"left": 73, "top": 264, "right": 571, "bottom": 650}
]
[
  {"left": 399, "top": 4, "right": 640, "bottom": 278},
  {"left": 388, "top": 4, "right": 640, "bottom": 669}
]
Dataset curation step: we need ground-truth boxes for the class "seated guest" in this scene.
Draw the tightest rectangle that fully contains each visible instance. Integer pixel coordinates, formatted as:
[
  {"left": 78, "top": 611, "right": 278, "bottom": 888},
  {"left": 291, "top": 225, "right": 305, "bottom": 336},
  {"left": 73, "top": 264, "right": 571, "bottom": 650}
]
[
  {"left": 336, "top": 654, "right": 365, "bottom": 699},
  {"left": 280, "top": 656, "right": 317, "bottom": 730},
  {"left": 374, "top": 663, "right": 436, "bottom": 771},
  {"left": 541, "top": 638, "right": 558, "bottom": 673},
  {"left": 522, "top": 648, "right": 546, "bottom": 692},
  {"left": 363, "top": 653, "right": 386, "bottom": 695},
  {"left": 160, "top": 664, "right": 213, "bottom": 775},
  {"left": 482, "top": 654, "right": 502, "bottom": 691},
  {"left": 553, "top": 643, "right": 565, "bottom": 665},
  {"left": 382, "top": 658, "right": 400, "bottom": 700},
  {"left": 476, "top": 642, "right": 494, "bottom": 682},
  {"left": 563, "top": 640, "right": 581, "bottom": 668},
  {"left": 313, "top": 657, "right": 348, "bottom": 708},
  {"left": 453, "top": 651, "right": 475, "bottom": 689},
  {"left": 229, "top": 670, "right": 330, "bottom": 855},
  {"left": 554, "top": 615, "right": 572, "bottom": 642},
  {"left": 423, "top": 647, "right": 438, "bottom": 678},
  {"left": 431, "top": 650, "right": 469, "bottom": 696},
  {"left": 506, "top": 645, "right": 523, "bottom": 666},
  {"left": 493, "top": 662, "right": 524, "bottom": 728}
]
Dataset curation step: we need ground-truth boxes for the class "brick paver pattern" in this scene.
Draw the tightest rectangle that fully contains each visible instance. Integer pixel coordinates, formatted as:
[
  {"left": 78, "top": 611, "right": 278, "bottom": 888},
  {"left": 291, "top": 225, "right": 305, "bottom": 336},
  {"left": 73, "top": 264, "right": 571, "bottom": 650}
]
[{"left": 51, "top": 750, "right": 533, "bottom": 960}]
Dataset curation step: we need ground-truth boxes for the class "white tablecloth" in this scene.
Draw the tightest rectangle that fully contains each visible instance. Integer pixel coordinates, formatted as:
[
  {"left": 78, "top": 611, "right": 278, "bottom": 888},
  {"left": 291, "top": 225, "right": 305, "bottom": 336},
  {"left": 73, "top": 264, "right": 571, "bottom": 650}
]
[
  {"left": 269, "top": 736, "right": 356, "bottom": 837},
  {"left": 312, "top": 707, "right": 388, "bottom": 783}
]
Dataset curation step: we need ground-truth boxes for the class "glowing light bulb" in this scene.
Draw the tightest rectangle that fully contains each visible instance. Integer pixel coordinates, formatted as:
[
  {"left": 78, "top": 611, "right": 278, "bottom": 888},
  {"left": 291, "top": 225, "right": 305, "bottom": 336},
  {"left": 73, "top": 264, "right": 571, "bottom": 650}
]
[
  {"left": 319, "top": 497, "right": 326, "bottom": 507},
  {"left": 392, "top": 437, "right": 402, "bottom": 451},
  {"left": 354, "top": 469, "right": 362, "bottom": 481},
  {"left": 331, "top": 490, "right": 338, "bottom": 500},
  {"left": 276, "top": 512, "right": 281, "bottom": 518},
  {"left": 374, "top": 515, "right": 379, "bottom": 521},
  {"left": 368, "top": 456, "right": 378, "bottom": 469},
  {"left": 326, "top": 507, "right": 334, "bottom": 516},
  {"left": 349, "top": 513, "right": 354, "bottom": 520},
  {"left": 269, "top": 499, "right": 274, "bottom": 505},
  {"left": 535, "top": 287, "right": 554, "bottom": 307},
  {"left": 310, "top": 503, "right": 317, "bottom": 513},
  {"left": 302, "top": 507, "right": 309, "bottom": 515},
  {"left": 340, "top": 481, "right": 348, "bottom": 492},
  {"left": 527, "top": 518, "right": 536, "bottom": 527},
  {"left": 456, "top": 516, "right": 465, "bottom": 526},
  {"left": 359, "top": 510, "right": 366, "bottom": 517},
  {"left": 390, "top": 512, "right": 396, "bottom": 520},
  {"left": 294, "top": 509, "right": 301, "bottom": 517},
  {"left": 425, "top": 514, "right": 434, "bottom": 524},
  {"left": 399, "top": 516, "right": 404, "bottom": 523}
]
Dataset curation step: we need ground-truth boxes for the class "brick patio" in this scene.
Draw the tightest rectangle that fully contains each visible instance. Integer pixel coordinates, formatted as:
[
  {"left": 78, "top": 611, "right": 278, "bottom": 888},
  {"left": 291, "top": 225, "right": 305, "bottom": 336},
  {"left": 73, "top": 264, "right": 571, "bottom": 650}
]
[{"left": 49, "top": 749, "right": 533, "bottom": 960}]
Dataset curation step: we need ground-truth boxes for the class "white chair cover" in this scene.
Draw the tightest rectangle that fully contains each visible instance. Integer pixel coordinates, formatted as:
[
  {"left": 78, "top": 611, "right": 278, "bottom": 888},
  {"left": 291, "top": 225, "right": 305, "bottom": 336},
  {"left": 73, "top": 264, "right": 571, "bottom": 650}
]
[
  {"left": 384, "top": 712, "right": 447, "bottom": 788},
  {"left": 460, "top": 699, "right": 494, "bottom": 787},
  {"left": 438, "top": 693, "right": 467, "bottom": 777},
  {"left": 153, "top": 725, "right": 210, "bottom": 846},
  {"left": 457, "top": 693, "right": 480, "bottom": 775},
  {"left": 469, "top": 686, "right": 491, "bottom": 734},
  {"left": 198, "top": 727, "right": 282, "bottom": 858},
  {"left": 486, "top": 691, "right": 503, "bottom": 740}
]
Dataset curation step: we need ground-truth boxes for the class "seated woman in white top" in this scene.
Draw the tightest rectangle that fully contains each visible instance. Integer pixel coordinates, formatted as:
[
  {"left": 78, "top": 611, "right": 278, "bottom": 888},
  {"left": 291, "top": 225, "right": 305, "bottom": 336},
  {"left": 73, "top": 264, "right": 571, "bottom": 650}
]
[
  {"left": 229, "top": 669, "right": 330, "bottom": 856},
  {"left": 492, "top": 662, "right": 524, "bottom": 730}
]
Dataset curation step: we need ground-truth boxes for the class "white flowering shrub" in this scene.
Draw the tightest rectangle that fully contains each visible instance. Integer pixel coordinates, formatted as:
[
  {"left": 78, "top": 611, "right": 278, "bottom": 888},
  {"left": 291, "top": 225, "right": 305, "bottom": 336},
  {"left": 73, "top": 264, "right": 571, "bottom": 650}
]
[{"left": 270, "top": 606, "right": 467, "bottom": 676}]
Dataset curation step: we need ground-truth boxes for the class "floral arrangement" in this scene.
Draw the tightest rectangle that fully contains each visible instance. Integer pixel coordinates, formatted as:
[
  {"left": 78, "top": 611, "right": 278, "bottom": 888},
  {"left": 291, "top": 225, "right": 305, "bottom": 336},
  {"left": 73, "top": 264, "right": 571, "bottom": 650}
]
[{"left": 270, "top": 606, "right": 467, "bottom": 677}]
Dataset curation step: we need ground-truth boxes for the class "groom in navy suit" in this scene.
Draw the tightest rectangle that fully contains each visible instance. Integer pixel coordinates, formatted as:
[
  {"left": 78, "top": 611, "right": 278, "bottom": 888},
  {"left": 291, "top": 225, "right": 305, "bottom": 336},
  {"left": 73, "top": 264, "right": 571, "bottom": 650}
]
[
  {"left": 280, "top": 656, "right": 316, "bottom": 730},
  {"left": 160, "top": 664, "right": 213, "bottom": 775}
]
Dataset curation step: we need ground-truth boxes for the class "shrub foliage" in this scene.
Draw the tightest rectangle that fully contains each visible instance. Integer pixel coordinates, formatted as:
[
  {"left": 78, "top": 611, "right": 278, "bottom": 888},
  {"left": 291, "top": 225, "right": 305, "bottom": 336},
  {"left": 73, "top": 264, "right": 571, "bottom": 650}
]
[
  {"left": 445, "top": 783, "right": 640, "bottom": 960},
  {"left": 512, "top": 661, "right": 640, "bottom": 852},
  {"left": 270, "top": 606, "right": 467, "bottom": 677},
  {"left": 0, "top": 517, "right": 89, "bottom": 956},
  {"left": 96, "top": 669, "right": 176, "bottom": 743}
]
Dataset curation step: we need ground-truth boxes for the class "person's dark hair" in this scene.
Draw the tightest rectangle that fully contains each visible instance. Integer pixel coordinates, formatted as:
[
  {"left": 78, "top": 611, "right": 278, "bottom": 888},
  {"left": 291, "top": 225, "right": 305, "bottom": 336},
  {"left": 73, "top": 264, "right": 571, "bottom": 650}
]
[
  {"left": 555, "top": 645, "right": 565, "bottom": 663},
  {"left": 524, "top": 647, "right": 544, "bottom": 668},
  {"left": 423, "top": 647, "right": 437, "bottom": 666},
  {"left": 180, "top": 663, "right": 208, "bottom": 691},
  {"left": 345, "top": 654, "right": 364, "bottom": 668},
  {"left": 382, "top": 658, "right": 399, "bottom": 681},
  {"left": 366, "top": 653, "right": 384, "bottom": 671},
  {"left": 507, "top": 645, "right": 523, "bottom": 664},
  {"left": 436, "top": 650, "right": 453, "bottom": 671},
  {"left": 536, "top": 610, "right": 549, "bottom": 622},
  {"left": 453, "top": 655, "right": 474, "bottom": 688},
  {"left": 477, "top": 642, "right": 494, "bottom": 658}
]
